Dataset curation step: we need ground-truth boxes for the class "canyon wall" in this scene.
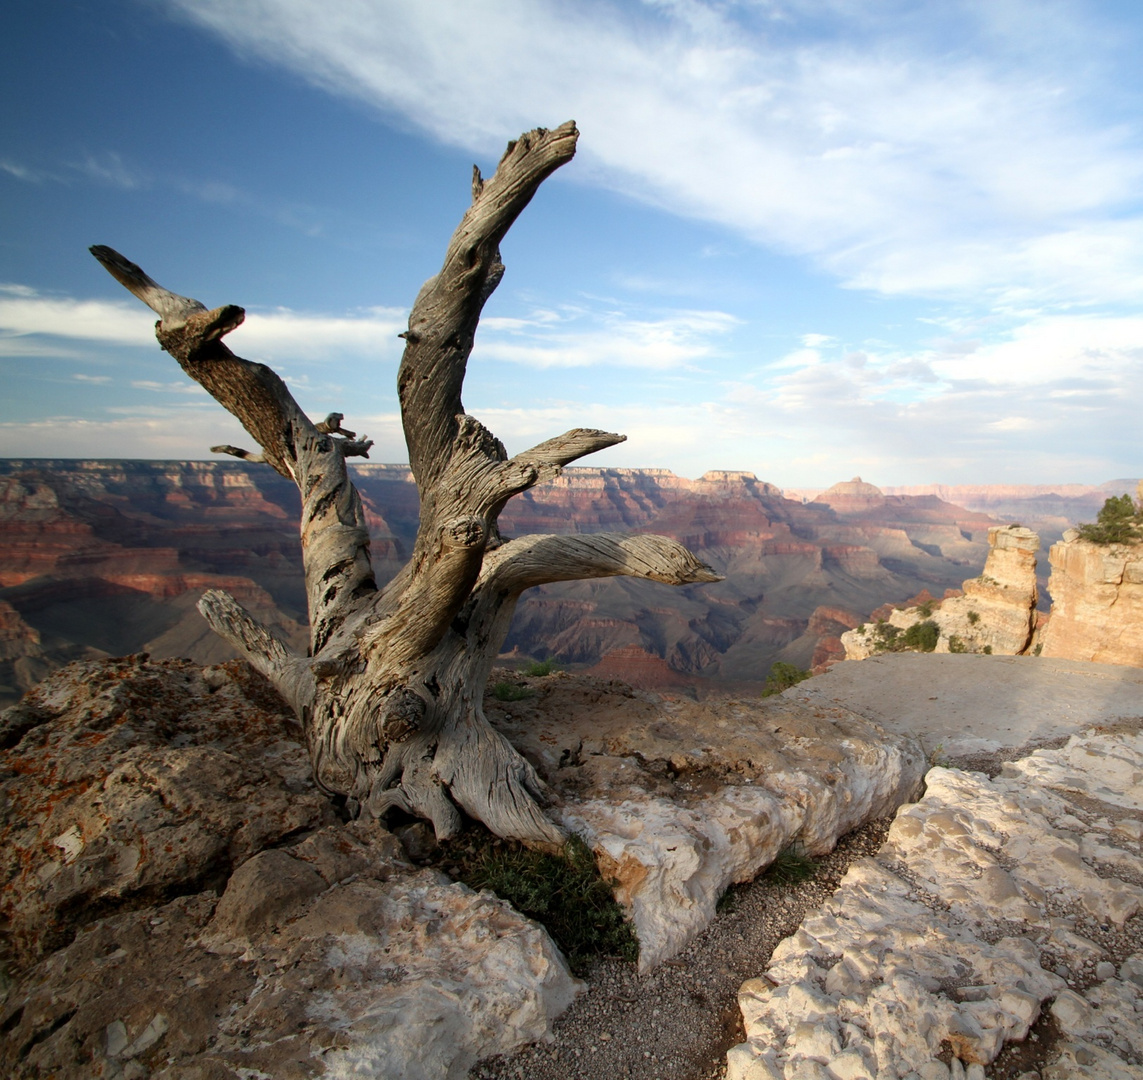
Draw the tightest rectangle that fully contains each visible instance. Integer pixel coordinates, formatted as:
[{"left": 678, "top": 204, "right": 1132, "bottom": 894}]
[
  {"left": 0, "top": 462, "right": 999, "bottom": 702},
  {"left": 842, "top": 525, "right": 1040, "bottom": 659},
  {"left": 1038, "top": 532, "right": 1143, "bottom": 665}
]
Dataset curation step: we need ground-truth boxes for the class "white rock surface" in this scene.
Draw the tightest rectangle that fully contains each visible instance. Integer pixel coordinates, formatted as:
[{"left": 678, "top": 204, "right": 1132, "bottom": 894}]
[
  {"left": 489, "top": 674, "right": 926, "bottom": 971},
  {"left": 0, "top": 658, "right": 581, "bottom": 1080},
  {"left": 728, "top": 725, "right": 1143, "bottom": 1080}
]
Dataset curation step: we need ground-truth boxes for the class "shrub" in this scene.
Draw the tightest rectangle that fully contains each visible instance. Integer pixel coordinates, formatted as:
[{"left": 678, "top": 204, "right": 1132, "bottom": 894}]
[
  {"left": 916, "top": 601, "right": 934, "bottom": 618},
  {"left": 762, "top": 843, "right": 818, "bottom": 886},
  {"left": 855, "top": 623, "right": 865, "bottom": 635},
  {"left": 763, "top": 661, "right": 812, "bottom": 696},
  {"left": 982, "top": 645, "right": 992, "bottom": 655},
  {"left": 900, "top": 620, "right": 940, "bottom": 653},
  {"left": 967, "top": 610, "right": 980, "bottom": 626},
  {"left": 453, "top": 834, "right": 638, "bottom": 973},
  {"left": 493, "top": 681, "right": 533, "bottom": 702},
  {"left": 948, "top": 635, "right": 967, "bottom": 654},
  {"left": 1076, "top": 494, "right": 1143, "bottom": 545},
  {"left": 523, "top": 658, "right": 559, "bottom": 677}
]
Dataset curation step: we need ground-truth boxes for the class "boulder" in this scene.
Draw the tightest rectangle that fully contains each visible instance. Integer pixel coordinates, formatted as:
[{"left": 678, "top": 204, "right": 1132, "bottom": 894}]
[{"left": 0, "top": 657, "right": 581, "bottom": 1080}]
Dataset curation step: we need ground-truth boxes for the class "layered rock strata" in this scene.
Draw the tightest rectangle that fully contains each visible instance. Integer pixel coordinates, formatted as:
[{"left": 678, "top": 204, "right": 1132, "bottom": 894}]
[
  {"left": 485, "top": 671, "right": 926, "bottom": 970},
  {"left": 727, "top": 726, "right": 1143, "bottom": 1080},
  {"left": 1039, "top": 532, "right": 1143, "bottom": 666},
  {"left": 0, "top": 460, "right": 999, "bottom": 699},
  {"left": 0, "top": 657, "right": 579, "bottom": 1080},
  {"left": 842, "top": 525, "right": 1039, "bottom": 659}
]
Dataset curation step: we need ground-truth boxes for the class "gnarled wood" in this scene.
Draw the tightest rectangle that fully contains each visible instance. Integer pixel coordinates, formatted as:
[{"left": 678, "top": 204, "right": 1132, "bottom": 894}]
[{"left": 92, "top": 123, "right": 721, "bottom": 846}]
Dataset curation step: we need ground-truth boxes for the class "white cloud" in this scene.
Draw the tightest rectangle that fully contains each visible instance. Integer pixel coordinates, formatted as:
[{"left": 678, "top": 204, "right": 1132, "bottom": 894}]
[
  {"left": 476, "top": 305, "right": 739, "bottom": 369},
  {"left": 0, "top": 287, "right": 407, "bottom": 365},
  {"left": 70, "top": 151, "right": 148, "bottom": 190},
  {"left": 160, "top": 0, "right": 1143, "bottom": 305}
]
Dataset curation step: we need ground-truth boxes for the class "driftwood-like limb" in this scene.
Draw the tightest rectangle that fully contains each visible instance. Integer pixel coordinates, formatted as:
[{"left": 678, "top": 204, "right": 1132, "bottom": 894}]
[
  {"left": 91, "top": 245, "right": 376, "bottom": 652},
  {"left": 196, "top": 589, "right": 315, "bottom": 715},
  {"left": 211, "top": 444, "right": 266, "bottom": 464},
  {"left": 92, "top": 122, "right": 722, "bottom": 849}
]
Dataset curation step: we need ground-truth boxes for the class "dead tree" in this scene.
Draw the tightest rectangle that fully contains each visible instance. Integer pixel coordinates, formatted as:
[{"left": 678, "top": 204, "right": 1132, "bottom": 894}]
[{"left": 91, "top": 122, "right": 719, "bottom": 847}]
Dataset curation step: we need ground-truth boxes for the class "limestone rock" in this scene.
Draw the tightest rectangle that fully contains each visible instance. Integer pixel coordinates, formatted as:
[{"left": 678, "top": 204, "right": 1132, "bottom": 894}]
[
  {"left": 727, "top": 724, "right": 1143, "bottom": 1080},
  {"left": 1039, "top": 535, "right": 1143, "bottom": 666},
  {"left": 842, "top": 525, "right": 1038, "bottom": 659},
  {"left": 0, "top": 655, "right": 333, "bottom": 962},
  {"left": 488, "top": 672, "right": 926, "bottom": 970},
  {"left": 0, "top": 831, "right": 580, "bottom": 1080},
  {"left": 0, "top": 658, "right": 581, "bottom": 1079}
]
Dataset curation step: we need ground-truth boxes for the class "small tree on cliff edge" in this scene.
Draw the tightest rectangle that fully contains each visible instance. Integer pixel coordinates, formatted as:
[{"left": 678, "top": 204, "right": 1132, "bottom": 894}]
[{"left": 92, "top": 123, "right": 720, "bottom": 848}]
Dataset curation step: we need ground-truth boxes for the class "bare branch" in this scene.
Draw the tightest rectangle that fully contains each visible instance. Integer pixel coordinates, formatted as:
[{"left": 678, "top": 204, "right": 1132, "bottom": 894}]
[
  {"left": 315, "top": 412, "right": 355, "bottom": 438},
  {"left": 211, "top": 444, "right": 266, "bottom": 464},
  {"left": 92, "top": 246, "right": 378, "bottom": 650},
  {"left": 196, "top": 590, "right": 315, "bottom": 714},
  {"left": 89, "top": 245, "right": 207, "bottom": 330},
  {"left": 481, "top": 533, "right": 723, "bottom": 595},
  {"left": 397, "top": 122, "right": 578, "bottom": 491}
]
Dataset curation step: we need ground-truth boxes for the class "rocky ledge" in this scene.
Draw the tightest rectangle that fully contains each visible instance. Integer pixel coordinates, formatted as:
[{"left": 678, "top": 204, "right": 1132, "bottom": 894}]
[
  {"left": 727, "top": 725, "right": 1143, "bottom": 1080},
  {"left": 0, "top": 657, "right": 579, "bottom": 1080},
  {"left": 0, "top": 656, "right": 927, "bottom": 1078}
]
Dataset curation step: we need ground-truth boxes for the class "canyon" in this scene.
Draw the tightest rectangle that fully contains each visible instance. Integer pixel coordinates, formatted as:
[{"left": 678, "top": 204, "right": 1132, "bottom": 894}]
[
  {"left": 0, "top": 461, "right": 1135, "bottom": 705},
  {"left": 0, "top": 461, "right": 1006, "bottom": 705}
]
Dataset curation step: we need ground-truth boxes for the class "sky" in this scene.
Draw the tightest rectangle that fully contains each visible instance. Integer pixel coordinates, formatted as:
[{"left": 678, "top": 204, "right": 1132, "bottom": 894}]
[{"left": 2, "top": 0, "right": 1143, "bottom": 488}]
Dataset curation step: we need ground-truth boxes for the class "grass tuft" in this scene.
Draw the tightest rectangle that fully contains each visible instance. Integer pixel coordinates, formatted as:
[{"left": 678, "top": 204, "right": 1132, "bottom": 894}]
[
  {"left": 451, "top": 833, "right": 638, "bottom": 974},
  {"left": 523, "top": 658, "right": 559, "bottom": 677},
  {"left": 493, "top": 681, "right": 533, "bottom": 702},
  {"left": 761, "top": 843, "right": 818, "bottom": 886}
]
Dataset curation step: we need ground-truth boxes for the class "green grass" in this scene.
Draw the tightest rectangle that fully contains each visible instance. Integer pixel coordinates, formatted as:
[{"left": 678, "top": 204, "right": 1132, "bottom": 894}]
[
  {"left": 493, "top": 681, "right": 534, "bottom": 702},
  {"left": 523, "top": 658, "right": 559, "bottom": 677},
  {"left": 451, "top": 834, "right": 638, "bottom": 974},
  {"left": 761, "top": 843, "right": 818, "bottom": 886}
]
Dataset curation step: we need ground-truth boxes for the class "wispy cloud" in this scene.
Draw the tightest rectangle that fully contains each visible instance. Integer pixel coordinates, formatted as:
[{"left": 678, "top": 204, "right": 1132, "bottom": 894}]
[
  {"left": 477, "top": 305, "right": 738, "bottom": 369},
  {"left": 160, "top": 0, "right": 1143, "bottom": 306},
  {"left": 0, "top": 286, "right": 407, "bottom": 364},
  {"left": 70, "top": 151, "right": 148, "bottom": 190}
]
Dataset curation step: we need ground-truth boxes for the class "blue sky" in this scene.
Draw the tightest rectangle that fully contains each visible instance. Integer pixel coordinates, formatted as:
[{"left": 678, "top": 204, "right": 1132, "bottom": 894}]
[{"left": 3, "top": 0, "right": 1143, "bottom": 487}]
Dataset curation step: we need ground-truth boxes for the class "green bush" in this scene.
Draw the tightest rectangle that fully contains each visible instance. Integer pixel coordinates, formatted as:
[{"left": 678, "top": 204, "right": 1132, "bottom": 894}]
[
  {"left": 948, "top": 635, "right": 967, "bottom": 654},
  {"left": 982, "top": 645, "right": 992, "bottom": 655},
  {"left": 493, "top": 681, "right": 533, "bottom": 702},
  {"left": 967, "top": 610, "right": 980, "bottom": 626},
  {"left": 901, "top": 620, "right": 940, "bottom": 652},
  {"left": 763, "top": 661, "right": 812, "bottom": 696},
  {"left": 454, "top": 834, "right": 637, "bottom": 974},
  {"left": 1077, "top": 494, "right": 1143, "bottom": 545},
  {"left": 523, "top": 658, "right": 559, "bottom": 677},
  {"left": 916, "top": 601, "right": 934, "bottom": 618}
]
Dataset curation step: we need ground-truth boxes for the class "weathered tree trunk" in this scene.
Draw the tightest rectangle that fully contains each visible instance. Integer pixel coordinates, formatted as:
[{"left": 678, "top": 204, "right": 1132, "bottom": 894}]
[{"left": 92, "top": 122, "right": 719, "bottom": 846}]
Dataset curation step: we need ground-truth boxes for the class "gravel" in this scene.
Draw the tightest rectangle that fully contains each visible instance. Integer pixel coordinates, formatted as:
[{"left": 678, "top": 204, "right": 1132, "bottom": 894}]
[{"left": 469, "top": 816, "right": 895, "bottom": 1080}]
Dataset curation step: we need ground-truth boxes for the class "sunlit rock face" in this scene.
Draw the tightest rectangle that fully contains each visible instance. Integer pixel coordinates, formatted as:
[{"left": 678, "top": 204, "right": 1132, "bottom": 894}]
[
  {"left": 1039, "top": 533, "right": 1143, "bottom": 667},
  {"left": 0, "top": 656, "right": 580, "bottom": 1080},
  {"left": 841, "top": 525, "right": 1039, "bottom": 659},
  {"left": 727, "top": 725, "right": 1143, "bottom": 1080},
  {"left": 486, "top": 669, "right": 925, "bottom": 972}
]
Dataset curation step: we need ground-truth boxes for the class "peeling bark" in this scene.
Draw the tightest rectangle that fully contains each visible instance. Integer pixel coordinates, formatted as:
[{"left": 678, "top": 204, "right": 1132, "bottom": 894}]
[{"left": 91, "top": 123, "right": 720, "bottom": 846}]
